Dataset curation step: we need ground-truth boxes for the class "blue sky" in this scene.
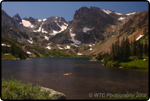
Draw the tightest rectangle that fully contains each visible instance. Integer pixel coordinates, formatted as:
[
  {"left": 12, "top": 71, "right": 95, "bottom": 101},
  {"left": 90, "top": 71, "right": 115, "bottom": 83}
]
[{"left": 2, "top": 1, "right": 149, "bottom": 22}]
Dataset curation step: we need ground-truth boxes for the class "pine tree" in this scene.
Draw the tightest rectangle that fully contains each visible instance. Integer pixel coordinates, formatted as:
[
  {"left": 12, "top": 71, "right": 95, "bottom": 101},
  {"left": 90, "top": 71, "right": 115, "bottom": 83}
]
[
  {"left": 136, "top": 40, "right": 143, "bottom": 59},
  {"left": 11, "top": 44, "right": 15, "bottom": 56},
  {"left": 143, "top": 40, "right": 148, "bottom": 56},
  {"left": 124, "top": 37, "right": 130, "bottom": 61},
  {"left": 120, "top": 37, "right": 125, "bottom": 61},
  {"left": 133, "top": 36, "right": 137, "bottom": 56},
  {"left": 111, "top": 43, "right": 115, "bottom": 61},
  {"left": 115, "top": 38, "right": 120, "bottom": 61}
]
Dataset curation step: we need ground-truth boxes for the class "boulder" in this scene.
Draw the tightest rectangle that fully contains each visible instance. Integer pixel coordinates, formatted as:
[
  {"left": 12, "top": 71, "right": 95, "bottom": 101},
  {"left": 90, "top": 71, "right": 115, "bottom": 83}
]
[
  {"left": 143, "top": 58, "right": 146, "bottom": 61},
  {"left": 40, "top": 87, "right": 66, "bottom": 100}
]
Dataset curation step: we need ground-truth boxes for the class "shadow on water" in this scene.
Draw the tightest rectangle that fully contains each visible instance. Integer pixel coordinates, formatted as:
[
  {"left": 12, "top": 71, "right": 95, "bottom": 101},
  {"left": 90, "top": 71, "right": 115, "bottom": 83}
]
[{"left": 2, "top": 57, "right": 148, "bottom": 99}]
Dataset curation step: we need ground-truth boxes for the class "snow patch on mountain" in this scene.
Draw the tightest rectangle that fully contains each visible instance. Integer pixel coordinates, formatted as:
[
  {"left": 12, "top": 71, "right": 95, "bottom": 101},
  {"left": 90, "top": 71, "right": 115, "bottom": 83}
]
[
  {"left": 26, "top": 51, "right": 32, "bottom": 54},
  {"left": 118, "top": 17, "right": 125, "bottom": 20},
  {"left": 44, "top": 36, "right": 49, "bottom": 40},
  {"left": 50, "top": 30, "right": 60, "bottom": 35},
  {"left": 126, "top": 12, "right": 136, "bottom": 15},
  {"left": 50, "top": 21, "right": 68, "bottom": 35},
  {"left": 57, "top": 45, "right": 64, "bottom": 50},
  {"left": 22, "top": 19, "right": 34, "bottom": 28},
  {"left": 115, "top": 12, "right": 123, "bottom": 15},
  {"left": 38, "top": 19, "right": 42, "bottom": 22},
  {"left": 46, "top": 46, "right": 51, "bottom": 50},
  {"left": 136, "top": 35, "right": 144, "bottom": 41},
  {"left": 89, "top": 44, "right": 92, "bottom": 47},
  {"left": 28, "top": 38, "right": 33, "bottom": 44},
  {"left": 101, "top": 9, "right": 112, "bottom": 14},
  {"left": 42, "top": 28, "right": 48, "bottom": 33},
  {"left": 77, "top": 53, "right": 82, "bottom": 55},
  {"left": 33, "top": 22, "right": 44, "bottom": 32},
  {"left": 64, "top": 46, "right": 70, "bottom": 49},
  {"left": 33, "top": 22, "right": 48, "bottom": 33},
  {"left": 43, "top": 19, "right": 47, "bottom": 21},
  {"left": 89, "top": 48, "right": 92, "bottom": 50},
  {"left": 83, "top": 27, "right": 95, "bottom": 33},
  {"left": 64, "top": 22, "right": 68, "bottom": 26},
  {"left": 69, "top": 29, "right": 81, "bottom": 45},
  {"left": 56, "top": 22, "right": 68, "bottom": 31}
]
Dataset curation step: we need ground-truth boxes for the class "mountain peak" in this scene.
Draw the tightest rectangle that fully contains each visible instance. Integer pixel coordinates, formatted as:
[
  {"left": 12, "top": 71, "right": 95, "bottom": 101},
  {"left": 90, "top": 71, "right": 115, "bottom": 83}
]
[{"left": 13, "top": 13, "right": 22, "bottom": 23}]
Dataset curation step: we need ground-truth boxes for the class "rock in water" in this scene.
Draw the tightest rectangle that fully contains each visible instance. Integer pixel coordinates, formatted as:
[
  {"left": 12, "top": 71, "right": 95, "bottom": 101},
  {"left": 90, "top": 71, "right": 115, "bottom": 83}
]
[{"left": 40, "top": 87, "right": 66, "bottom": 100}]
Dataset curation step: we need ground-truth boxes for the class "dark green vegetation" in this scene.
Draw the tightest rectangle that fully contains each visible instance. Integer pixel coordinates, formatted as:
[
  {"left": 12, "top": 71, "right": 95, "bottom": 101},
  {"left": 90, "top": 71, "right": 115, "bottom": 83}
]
[
  {"left": 96, "top": 34, "right": 149, "bottom": 69},
  {"left": 26, "top": 45, "right": 84, "bottom": 58},
  {"left": 1, "top": 36, "right": 28, "bottom": 60},
  {"left": 2, "top": 77, "right": 51, "bottom": 100},
  {"left": 120, "top": 56, "right": 148, "bottom": 69},
  {"left": 1, "top": 36, "right": 89, "bottom": 60}
]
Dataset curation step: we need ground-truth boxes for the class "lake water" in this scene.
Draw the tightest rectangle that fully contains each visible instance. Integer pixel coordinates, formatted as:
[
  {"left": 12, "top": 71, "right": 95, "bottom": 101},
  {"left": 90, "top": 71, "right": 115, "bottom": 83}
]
[{"left": 2, "top": 57, "right": 148, "bottom": 99}]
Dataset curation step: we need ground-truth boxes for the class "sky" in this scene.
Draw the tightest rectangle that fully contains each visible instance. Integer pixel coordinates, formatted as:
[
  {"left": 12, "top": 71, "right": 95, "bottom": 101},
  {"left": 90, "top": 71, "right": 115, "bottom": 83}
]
[{"left": 2, "top": 1, "right": 149, "bottom": 22}]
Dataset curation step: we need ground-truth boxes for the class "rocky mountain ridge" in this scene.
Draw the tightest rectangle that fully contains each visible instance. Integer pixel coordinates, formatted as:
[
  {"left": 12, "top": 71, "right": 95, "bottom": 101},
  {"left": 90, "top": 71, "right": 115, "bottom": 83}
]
[{"left": 1, "top": 6, "right": 148, "bottom": 57}]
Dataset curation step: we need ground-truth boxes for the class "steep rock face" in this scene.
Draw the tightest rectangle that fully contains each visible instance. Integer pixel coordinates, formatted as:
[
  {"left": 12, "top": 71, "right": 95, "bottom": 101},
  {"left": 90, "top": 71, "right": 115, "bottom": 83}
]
[
  {"left": 2, "top": 10, "right": 20, "bottom": 28},
  {"left": 19, "top": 16, "right": 68, "bottom": 35},
  {"left": 85, "top": 10, "right": 149, "bottom": 56},
  {"left": 2, "top": 11, "right": 31, "bottom": 43},
  {"left": 70, "top": 7, "right": 116, "bottom": 43},
  {"left": 2, "top": 10, "right": 30, "bottom": 32},
  {"left": 52, "top": 6, "right": 134, "bottom": 45},
  {"left": 12, "top": 14, "right": 22, "bottom": 24},
  {"left": 118, "top": 10, "right": 149, "bottom": 37}
]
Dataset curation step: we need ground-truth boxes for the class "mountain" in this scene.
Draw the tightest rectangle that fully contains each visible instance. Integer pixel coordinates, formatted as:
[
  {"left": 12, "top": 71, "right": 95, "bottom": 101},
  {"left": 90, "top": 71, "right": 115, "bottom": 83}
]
[
  {"left": 51, "top": 6, "right": 138, "bottom": 45},
  {"left": 84, "top": 10, "right": 149, "bottom": 56},
  {"left": 2, "top": 10, "right": 30, "bottom": 32},
  {"left": 2, "top": 10, "right": 20, "bottom": 29},
  {"left": 12, "top": 13, "right": 22, "bottom": 24},
  {"left": 118, "top": 10, "right": 149, "bottom": 40},
  {"left": 17, "top": 16, "right": 68, "bottom": 35},
  {"left": 2, "top": 10, "right": 69, "bottom": 47},
  {"left": 1, "top": 7, "right": 149, "bottom": 57}
]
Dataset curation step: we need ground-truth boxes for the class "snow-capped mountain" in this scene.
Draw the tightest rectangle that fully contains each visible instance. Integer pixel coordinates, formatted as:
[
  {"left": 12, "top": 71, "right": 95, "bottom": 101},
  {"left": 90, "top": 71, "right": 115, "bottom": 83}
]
[
  {"left": 2, "top": 6, "right": 147, "bottom": 48},
  {"left": 17, "top": 16, "right": 68, "bottom": 36},
  {"left": 51, "top": 6, "right": 138, "bottom": 45}
]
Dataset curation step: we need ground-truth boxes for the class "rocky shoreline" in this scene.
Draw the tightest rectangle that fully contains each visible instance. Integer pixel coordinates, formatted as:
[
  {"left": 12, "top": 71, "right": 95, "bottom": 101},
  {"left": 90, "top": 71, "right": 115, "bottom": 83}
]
[{"left": 40, "top": 87, "right": 66, "bottom": 100}]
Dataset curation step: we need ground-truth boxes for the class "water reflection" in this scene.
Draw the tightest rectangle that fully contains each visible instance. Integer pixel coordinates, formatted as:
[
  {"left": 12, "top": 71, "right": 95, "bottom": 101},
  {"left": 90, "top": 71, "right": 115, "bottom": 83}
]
[{"left": 2, "top": 57, "right": 148, "bottom": 99}]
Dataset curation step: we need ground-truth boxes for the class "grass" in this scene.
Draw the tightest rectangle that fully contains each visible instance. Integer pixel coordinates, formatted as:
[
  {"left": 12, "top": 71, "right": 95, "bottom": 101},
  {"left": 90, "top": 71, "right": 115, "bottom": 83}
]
[
  {"left": 1, "top": 53, "right": 18, "bottom": 60},
  {"left": 106, "top": 56, "right": 148, "bottom": 69},
  {"left": 120, "top": 59, "right": 148, "bottom": 69},
  {"left": 2, "top": 77, "right": 51, "bottom": 100},
  {"left": 106, "top": 61, "right": 119, "bottom": 66}
]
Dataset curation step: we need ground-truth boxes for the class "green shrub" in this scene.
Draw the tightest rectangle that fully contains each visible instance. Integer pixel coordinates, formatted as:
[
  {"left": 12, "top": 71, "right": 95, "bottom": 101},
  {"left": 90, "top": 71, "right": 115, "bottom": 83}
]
[{"left": 2, "top": 78, "right": 51, "bottom": 100}]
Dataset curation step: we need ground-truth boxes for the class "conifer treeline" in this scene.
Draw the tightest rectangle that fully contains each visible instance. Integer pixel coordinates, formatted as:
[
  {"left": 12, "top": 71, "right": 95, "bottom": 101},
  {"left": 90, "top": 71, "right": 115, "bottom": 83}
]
[
  {"left": 2, "top": 43, "right": 28, "bottom": 59},
  {"left": 96, "top": 36, "right": 149, "bottom": 64}
]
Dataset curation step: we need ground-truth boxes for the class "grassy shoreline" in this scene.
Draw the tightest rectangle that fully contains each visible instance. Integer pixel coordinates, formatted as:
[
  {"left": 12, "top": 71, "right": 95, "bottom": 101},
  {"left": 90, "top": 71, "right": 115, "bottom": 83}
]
[
  {"left": 105, "top": 56, "right": 148, "bottom": 69},
  {"left": 1, "top": 53, "right": 21, "bottom": 60}
]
